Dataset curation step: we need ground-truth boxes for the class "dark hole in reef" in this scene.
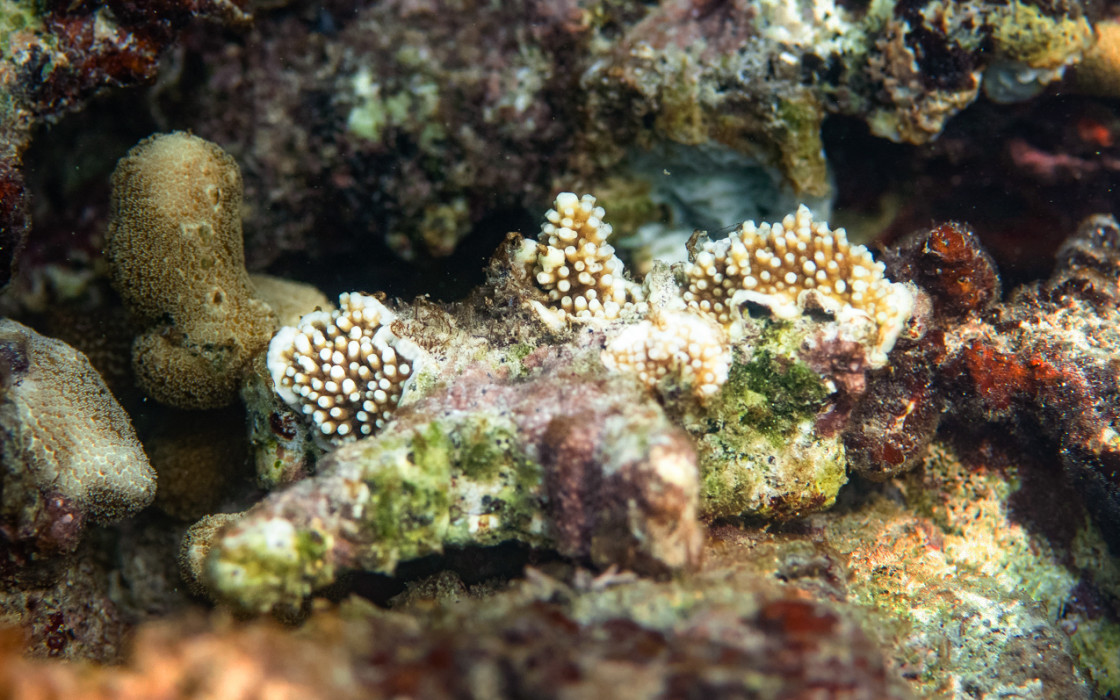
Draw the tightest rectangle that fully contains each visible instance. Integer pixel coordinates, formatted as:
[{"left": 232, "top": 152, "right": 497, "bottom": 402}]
[
  {"left": 738, "top": 300, "right": 773, "bottom": 320},
  {"left": 264, "top": 202, "right": 536, "bottom": 303},
  {"left": 823, "top": 99, "right": 1120, "bottom": 291},
  {"left": 329, "top": 541, "right": 562, "bottom": 608},
  {"left": 22, "top": 87, "right": 159, "bottom": 277}
]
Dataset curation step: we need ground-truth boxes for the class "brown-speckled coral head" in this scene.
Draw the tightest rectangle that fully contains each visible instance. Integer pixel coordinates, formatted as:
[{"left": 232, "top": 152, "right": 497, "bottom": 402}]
[{"left": 107, "top": 132, "right": 277, "bottom": 409}]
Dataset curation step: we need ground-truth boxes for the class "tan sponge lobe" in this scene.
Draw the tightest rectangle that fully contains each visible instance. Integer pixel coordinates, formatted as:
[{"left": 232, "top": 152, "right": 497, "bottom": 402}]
[{"left": 107, "top": 132, "right": 277, "bottom": 408}]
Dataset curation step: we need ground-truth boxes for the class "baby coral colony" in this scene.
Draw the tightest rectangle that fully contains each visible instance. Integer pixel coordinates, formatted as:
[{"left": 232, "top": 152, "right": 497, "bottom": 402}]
[
  {"left": 532, "top": 192, "right": 645, "bottom": 320},
  {"left": 683, "top": 205, "right": 914, "bottom": 366},
  {"left": 266, "top": 292, "right": 426, "bottom": 444}
]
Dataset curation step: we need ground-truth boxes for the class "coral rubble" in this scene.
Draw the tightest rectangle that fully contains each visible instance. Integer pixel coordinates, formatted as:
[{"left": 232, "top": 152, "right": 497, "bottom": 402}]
[{"left": 201, "top": 342, "right": 703, "bottom": 614}]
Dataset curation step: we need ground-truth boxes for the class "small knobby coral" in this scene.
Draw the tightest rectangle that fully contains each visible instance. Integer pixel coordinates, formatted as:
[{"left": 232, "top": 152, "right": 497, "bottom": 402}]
[
  {"left": 532, "top": 192, "right": 644, "bottom": 320},
  {"left": 267, "top": 292, "right": 424, "bottom": 443},
  {"left": 601, "top": 309, "right": 730, "bottom": 399},
  {"left": 683, "top": 205, "right": 913, "bottom": 364}
]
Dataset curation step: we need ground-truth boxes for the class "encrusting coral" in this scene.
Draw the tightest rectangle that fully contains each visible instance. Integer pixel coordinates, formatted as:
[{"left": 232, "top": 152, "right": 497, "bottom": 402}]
[
  {"left": 106, "top": 131, "right": 277, "bottom": 409},
  {"left": 529, "top": 192, "right": 644, "bottom": 322},
  {"left": 683, "top": 205, "right": 914, "bottom": 365},
  {"left": 0, "top": 320, "right": 156, "bottom": 560},
  {"left": 267, "top": 292, "right": 426, "bottom": 444}
]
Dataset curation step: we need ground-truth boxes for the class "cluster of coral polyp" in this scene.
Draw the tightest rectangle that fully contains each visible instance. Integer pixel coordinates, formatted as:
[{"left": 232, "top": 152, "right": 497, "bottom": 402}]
[
  {"left": 683, "top": 205, "right": 914, "bottom": 365},
  {"left": 267, "top": 292, "right": 424, "bottom": 443},
  {"left": 600, "top": 310, "right": 730, "bottom": 399},
  {"left": 532, "top": 192, "right": 644, "bottom": 320}
]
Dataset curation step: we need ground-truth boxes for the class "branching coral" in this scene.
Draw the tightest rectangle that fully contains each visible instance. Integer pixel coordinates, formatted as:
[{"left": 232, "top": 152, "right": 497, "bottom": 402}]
[
  {"left": 267, "top": 293, "right": 425, "bottom": 444},
  {"left": 531, "top": 192, "right": 644, "bottom": 320},
  {"left": 683, "top": 205, "right": 914, "bottom": 365}
]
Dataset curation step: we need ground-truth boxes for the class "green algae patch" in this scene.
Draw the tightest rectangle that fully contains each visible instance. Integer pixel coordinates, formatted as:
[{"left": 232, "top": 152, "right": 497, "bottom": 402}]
[
  {"left": 442, "top": 417, "right": 546, "bottom": 548},
  {"left": 772, "top": 95, "right": 829, "bottom": 197},
  {"left": 354, "top": 426, "right": 453, "bottom": 573},
  {"left": 693, "top": 347, "right": 845, "bottom": 521},
  {"left": 0, "top": 0, "right": 46, "bottom": 58},
  {"left": 988, "top": 1, "right": 1093, "bottom": 69},
  {"left": 731, "top": 350, "right": 829, "bottom": 438},
  {"left": 206, "top": 516, "right": 338, "bottom": 616}
]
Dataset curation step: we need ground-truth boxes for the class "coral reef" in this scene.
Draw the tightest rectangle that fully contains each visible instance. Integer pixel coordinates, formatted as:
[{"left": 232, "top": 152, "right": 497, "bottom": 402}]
[
  {"left": 847, "top": 214, "right": 1120, "bottom": 557},
  {"left": 3, "top": 0, "right": 1120, "bottom": 695},
  {"left": 0, "top": 320, "right": 155, "bottom": 565},
  {"left": 5, "top": 430, "right": 1118, "bottom": 696},
  {"left": 196, "top": 191, "right": 929, "bottom": 613},
  {"left": 140, "top": 0, "right": 1099, "bottom": 266},
  {"left": 106, "top": 131, "right": 277, "bottom": 409}
]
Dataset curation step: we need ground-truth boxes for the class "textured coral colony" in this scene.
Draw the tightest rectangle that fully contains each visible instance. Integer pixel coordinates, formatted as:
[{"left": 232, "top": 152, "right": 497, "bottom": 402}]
[{"left": 4, "top": 1, "right": 1120, "bottom": 698}]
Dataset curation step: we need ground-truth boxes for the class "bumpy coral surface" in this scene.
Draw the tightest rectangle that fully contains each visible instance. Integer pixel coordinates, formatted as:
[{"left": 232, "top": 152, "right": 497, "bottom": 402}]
[
  {"left": 0, "top": 320, "right": 155, "bottom": 561},
  {"left": 601, "top": 308, "right": 729, "bottom": 399},
  {"left": 267, "top": 292, "right": 425, "bottom": 444},
  {"left": 0, "top": 1, "right": 251, "bottom": 289},
  {"left": 684, "top": 205, "right": 914, "bottom": 364},
  {"left": 531, "top": 192, "right": 643, "bottom": 321},
  {"left": 106, "top": 132, "right": 277, "bottom": 409}
]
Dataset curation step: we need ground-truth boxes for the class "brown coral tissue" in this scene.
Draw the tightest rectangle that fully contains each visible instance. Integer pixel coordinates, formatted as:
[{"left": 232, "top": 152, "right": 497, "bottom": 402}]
[{"left": 106, "top": 132, "right": 276, "bottom": 409}]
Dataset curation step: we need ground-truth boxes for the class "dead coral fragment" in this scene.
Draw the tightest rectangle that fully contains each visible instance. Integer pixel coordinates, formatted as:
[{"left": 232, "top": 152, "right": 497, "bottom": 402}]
[
  {"left": 107, "top": 132, "right": 277, "bottom": 409},
  {"left": 684, "top": 205, "right": 913, "bottom": 365},
  {"left": 533, "top": 192, "right": 643, "bottom": 320},
  {"left": 601, "top": 309, "right": 730, "bottom": 399},
  {"left": 202, "top": 353, "right": 703, "bottom": 615},
  {"left": 267, "top": 293, "right": 424, "bottom": 444}
]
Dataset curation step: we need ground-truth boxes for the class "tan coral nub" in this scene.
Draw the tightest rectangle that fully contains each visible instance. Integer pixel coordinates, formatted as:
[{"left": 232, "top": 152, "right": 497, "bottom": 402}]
[
  {"left": 533, "top": 192, "right": 643, "bottom": 320},
  {"left": 267, "top": 293, "right": 424, "bottom": 444},
  {"left": 602, "top": 310, "right": 730, "bottom": 399}
]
